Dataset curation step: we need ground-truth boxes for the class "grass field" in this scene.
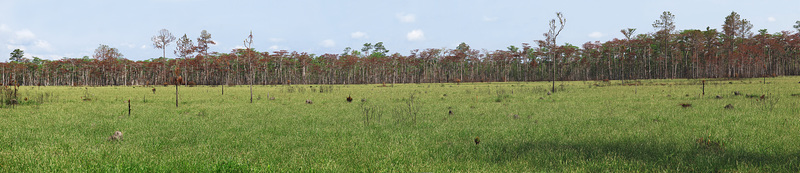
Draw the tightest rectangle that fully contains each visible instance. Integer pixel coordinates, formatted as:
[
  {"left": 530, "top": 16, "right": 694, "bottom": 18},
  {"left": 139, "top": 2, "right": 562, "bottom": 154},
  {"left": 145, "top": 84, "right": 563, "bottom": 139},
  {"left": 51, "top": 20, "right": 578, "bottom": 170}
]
[{"left": 1, "top": 77, "right": 799, "bottom": 172}]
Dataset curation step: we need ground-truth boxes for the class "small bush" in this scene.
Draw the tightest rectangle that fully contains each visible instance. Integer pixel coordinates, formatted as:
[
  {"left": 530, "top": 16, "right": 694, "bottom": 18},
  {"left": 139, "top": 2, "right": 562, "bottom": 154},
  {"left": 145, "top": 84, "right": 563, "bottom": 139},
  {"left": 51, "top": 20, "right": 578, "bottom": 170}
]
[
  {"left": 1, "top": 86, "right": 15, "bottom": 106},
  {"left": 82, "top": 87, "right": 94, "bottom": 101}
]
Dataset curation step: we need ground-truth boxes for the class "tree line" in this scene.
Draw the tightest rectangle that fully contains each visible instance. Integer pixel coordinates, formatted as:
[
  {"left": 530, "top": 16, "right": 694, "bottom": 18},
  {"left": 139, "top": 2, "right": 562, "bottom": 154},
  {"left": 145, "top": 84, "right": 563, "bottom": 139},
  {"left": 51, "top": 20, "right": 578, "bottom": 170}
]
[{"left": 3, "top": 11, "right": 800, "bottom": 86}]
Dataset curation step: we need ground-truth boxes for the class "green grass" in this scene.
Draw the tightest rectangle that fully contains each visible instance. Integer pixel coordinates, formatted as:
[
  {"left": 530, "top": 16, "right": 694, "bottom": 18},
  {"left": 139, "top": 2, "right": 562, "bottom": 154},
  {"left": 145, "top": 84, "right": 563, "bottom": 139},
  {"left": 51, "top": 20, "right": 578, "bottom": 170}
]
[{"left": 1, "top": 77, "right": 799, "bottom": 172}]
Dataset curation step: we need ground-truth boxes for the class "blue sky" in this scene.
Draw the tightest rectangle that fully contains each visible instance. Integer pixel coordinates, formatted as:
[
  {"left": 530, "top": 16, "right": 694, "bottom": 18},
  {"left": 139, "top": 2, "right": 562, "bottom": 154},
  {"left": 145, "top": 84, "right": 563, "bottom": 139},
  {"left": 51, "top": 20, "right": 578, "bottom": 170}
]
[{"left": 1, "top": 0, "right": 799, "bottom": 61}]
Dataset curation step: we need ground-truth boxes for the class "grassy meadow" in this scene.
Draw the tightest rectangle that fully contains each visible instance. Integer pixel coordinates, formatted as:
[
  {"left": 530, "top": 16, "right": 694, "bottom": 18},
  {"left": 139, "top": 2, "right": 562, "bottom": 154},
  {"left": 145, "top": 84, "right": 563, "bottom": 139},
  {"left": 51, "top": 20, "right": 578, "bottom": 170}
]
[{"left": 1, "top": 77, "right": 799, "bottom": 172}]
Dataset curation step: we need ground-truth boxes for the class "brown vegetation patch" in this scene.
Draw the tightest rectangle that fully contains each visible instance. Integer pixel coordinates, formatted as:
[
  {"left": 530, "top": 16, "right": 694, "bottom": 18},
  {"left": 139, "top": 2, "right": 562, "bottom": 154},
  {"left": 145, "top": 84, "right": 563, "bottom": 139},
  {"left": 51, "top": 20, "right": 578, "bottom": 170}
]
[{"left": 724, "top": 104, "right": 734, "bottom": 109}]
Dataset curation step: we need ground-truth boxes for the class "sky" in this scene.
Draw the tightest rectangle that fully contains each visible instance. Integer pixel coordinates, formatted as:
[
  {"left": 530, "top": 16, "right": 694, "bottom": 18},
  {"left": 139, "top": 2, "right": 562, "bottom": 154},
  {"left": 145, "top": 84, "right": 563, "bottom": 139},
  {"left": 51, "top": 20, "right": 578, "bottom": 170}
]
[{"left": 1, "top": 0, "right": 799, "bottom": 61}]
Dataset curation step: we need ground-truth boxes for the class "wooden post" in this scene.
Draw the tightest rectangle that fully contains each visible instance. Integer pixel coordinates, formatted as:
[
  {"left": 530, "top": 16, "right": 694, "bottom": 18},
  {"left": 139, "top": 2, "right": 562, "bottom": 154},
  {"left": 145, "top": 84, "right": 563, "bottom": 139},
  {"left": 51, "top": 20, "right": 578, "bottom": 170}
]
[
  {"left": 702, "top": 80, "right": 705, "bottom": 96},
  {"left": 176, "top": 83, "right": 179, "bottom": 107},
  {"left": 128, "top": 99, "right": 131, "bottom": 116}
]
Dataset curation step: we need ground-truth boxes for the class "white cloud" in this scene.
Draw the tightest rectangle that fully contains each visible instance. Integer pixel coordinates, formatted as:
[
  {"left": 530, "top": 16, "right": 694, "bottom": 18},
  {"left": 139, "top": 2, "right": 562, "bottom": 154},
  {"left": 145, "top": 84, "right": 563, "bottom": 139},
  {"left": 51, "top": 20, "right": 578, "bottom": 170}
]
[
  {"left": 767, "top": 17, "right": 776, "bottom": 22},
  {"left": 407, "top": 29, "right": 425, "bottom": 41},
  {"left": 6, "top": 44, "right": 24, "bottom": 50},
  {"left": 482, "top": 16, "right": 497, "bottom": 22},
  {"left": 121, "top": 43, "right": 137, "bottom": 49},
  {"left": 396, "top": 13, "right": 416, "bottom": 23},
  {"left": 28, "top": 53, "right": 64, "bottom": 60},
  {"left": 351, "top": 31, "right": 368, "bottom": 39},
  {"left": 232, "top": 45, "right": 246, "bottom": 50},
  {"left": 269, "top": 38, "right": 284, "bottom": 42},
  {"left": 269, "top": 45, "right": 282, "bottom": 50},
  {"left": 140, "top": 45, "right": 147, "bottom": 49},
  {"left": 34, "top": 40, "right": 52, "bottom": 51},
  {"left": 588, "top": 32, "right": 604, "bottom": 39},
  {"left": 320, "top": 39, "right": 336, "bottom": 48},
  {"left": 0, "top": 24, "right": 9, "bottom": 32},
  {"left": 12, "top": 29, "right": 36, "bottom": 44},
  {"left": 15, "top": 30, "right": 36, "bottom": 39},
  {"left": 2, "top": 26, "right": 55, "bottom": 55}
]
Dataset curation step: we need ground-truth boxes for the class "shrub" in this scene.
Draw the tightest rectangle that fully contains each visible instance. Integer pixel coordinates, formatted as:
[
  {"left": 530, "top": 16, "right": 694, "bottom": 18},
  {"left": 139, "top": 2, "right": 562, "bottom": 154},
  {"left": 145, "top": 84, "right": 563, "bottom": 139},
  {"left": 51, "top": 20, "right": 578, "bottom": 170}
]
[{"left": 1, "top": 86, "right": 15, "bottom": 106}]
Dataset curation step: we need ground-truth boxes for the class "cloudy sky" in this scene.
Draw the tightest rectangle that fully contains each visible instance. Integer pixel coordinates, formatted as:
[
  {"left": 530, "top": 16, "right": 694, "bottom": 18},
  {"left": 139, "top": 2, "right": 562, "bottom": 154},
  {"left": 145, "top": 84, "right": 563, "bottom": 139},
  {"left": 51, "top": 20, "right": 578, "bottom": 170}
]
[{"left": 1, "top": 0, "right": 799, "bottom": 61}]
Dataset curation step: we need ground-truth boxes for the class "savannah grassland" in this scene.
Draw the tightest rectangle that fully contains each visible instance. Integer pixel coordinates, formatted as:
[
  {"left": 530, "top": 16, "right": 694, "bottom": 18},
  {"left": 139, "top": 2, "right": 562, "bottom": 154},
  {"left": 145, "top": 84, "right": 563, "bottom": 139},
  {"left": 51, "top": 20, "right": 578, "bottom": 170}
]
[{"left": 1, "top": 77, "right": 799, "bottom": 172}]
